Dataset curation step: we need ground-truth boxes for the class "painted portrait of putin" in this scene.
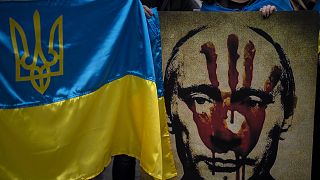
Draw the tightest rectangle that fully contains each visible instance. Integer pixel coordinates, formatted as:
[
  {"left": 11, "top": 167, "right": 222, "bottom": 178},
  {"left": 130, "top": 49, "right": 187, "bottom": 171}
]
[{"left": 164, "top": 26, "right": 296, "bottom": 180}]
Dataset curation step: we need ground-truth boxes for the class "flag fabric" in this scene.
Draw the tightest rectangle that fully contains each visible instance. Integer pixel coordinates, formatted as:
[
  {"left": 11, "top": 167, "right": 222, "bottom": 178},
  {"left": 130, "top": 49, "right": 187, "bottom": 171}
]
[
  {"left": 146, "top": 8, "right": 177, "bottom": 179},
  {"left": 201, "top": 0, "right": 293, "bottom": 11},
  {"left": 0, "top": 0, "right": 176, "bottom": 179}
]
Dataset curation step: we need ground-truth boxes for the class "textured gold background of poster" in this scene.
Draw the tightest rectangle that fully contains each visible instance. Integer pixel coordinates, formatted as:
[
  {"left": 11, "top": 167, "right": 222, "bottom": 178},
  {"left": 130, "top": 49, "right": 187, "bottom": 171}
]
[{"left": 159, "top": 11, "right": 318, "bottom": 180}]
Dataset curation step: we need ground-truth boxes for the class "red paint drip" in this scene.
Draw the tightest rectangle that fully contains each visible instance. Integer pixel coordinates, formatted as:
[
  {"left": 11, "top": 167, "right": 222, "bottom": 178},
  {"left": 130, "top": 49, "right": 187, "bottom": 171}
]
[
  {"left": 231, "top": 110, "right": 234, "bottom": 124},
  {"left": 227, "top": 34, "right": 239, "bottom": 91},
  {"left": 201, "top": 42, "right": 219, "bottom": 87},
  {"left": 264, "top": 66, "right": 282, "bottom": 93},
  {"left": 227, "top": 34, "right": 240, "bottom": 124},
  {"left": 243, "top": 41, "right": 255, "bottom": 88}
]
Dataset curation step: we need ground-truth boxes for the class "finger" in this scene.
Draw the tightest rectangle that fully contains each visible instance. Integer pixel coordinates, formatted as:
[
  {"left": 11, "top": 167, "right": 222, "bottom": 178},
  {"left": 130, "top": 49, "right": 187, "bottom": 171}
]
[
  {"left": 227, "top": 34, "right": 240, "bottom": 91},
  {"left": 260, "top": 6, "right": 267, "bottom": 17},
  {"left": 144, "top": 10, "right": 151, "bottom": 18},
  {"left": 143, "top": 5, "right": 153, "bottom": 15},
  {"left": 270, "top": 6, "right": 277, "bottom": 13},
  {"left": 243, "top": 41, "right": 256, "bottom": 88},
  {"left": 264, "top": 66, "right": 282, "bottom": 93},
  {"left": 200, "top": 42, "right": 219, "bottom": 87},
  {"left": 266, "top": 5, "right": 272, "bottom": 17},
  {"left": 143, "top": 5, "right": 153, "bottom": 18}
]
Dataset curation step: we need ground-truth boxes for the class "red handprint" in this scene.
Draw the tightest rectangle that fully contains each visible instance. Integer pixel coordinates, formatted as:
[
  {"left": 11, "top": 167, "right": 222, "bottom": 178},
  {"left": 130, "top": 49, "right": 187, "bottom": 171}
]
[{"left": 183, "top": 34, "right": 281, "bottom": 157}]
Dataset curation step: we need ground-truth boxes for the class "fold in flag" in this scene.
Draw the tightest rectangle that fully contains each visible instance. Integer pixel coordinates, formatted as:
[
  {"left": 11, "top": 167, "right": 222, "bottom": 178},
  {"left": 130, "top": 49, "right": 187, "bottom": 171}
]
[{"left": 0, "top": 0, "right": 176, "bottom": 179}]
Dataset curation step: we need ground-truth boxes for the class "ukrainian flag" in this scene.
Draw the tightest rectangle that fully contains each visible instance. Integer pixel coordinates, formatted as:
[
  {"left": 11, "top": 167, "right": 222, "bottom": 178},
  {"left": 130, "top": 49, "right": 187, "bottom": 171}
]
[{"left": 0, "top": 0, "right": 176, "bottom": 179}]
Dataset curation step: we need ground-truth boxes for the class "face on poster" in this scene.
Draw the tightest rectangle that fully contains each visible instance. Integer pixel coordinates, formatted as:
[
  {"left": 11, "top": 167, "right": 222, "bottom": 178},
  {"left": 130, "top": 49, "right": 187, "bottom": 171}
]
[{"left": 161, "top": 12, "right": 318, "bottom": 180}]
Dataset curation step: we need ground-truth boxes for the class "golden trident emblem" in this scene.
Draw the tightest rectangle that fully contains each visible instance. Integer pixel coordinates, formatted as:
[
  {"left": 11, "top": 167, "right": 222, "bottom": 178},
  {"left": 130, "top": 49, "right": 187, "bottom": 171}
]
[{"left": 10, "top": 10, "right": 63, "bottom": 94}]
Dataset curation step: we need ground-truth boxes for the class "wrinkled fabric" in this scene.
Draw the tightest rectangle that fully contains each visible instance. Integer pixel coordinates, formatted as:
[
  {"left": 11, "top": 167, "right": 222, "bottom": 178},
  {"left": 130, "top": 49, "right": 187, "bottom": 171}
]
[
  {"left": 147, "top": 8, "right": 164, "bottom": 97},
  {"left": 0, "top": 0, "right": 155, "bottom": 108},
  {"left": 147, "top": 8, "right": 177, "bottom": 179},
  {"left": 0, "top": 0, "right": 177, "bottom": 179}
]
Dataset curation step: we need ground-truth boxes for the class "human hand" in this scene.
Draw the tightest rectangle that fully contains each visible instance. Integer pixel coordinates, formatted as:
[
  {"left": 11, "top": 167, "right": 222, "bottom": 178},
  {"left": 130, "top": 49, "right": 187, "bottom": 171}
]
[
  {"left": 260, "top": 5, "right": 277, "bottom": 18},
  {"left": 143, "top": 5, "right": 153, "bottom": 18}
]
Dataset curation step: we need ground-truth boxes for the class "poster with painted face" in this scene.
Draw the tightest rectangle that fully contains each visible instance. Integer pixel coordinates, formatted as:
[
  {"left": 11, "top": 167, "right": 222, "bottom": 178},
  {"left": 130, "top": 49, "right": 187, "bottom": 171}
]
[{"left": 160, "top": 12, "right": 318, "bottom": 180}]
